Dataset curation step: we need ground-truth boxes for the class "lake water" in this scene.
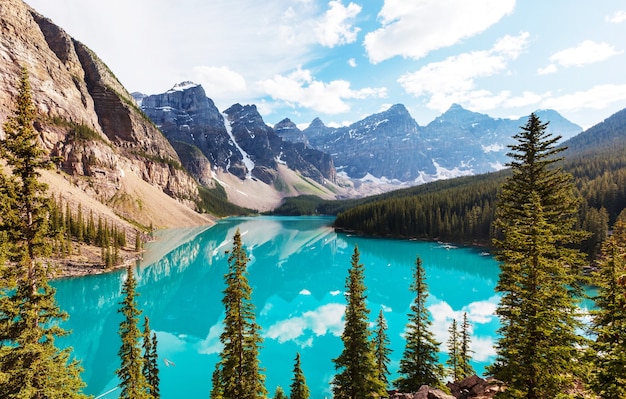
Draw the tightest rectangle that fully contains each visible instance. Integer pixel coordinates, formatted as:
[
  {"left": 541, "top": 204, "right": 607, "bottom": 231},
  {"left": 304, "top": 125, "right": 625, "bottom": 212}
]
[{"left": 53, "top": 216, "right": 501, "bottom": 399}]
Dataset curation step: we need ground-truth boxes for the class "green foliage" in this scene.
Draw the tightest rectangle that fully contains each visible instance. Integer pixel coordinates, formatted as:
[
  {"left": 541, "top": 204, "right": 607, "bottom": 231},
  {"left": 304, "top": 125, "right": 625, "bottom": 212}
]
[
  {"left": 488, "top": 114, "right": 588, "bottom": 398},
  {"left": 142, "top": 317, "right": 160, "bottom": 399},
  {"left": 445, "top": 313, "right": 474, "bottom": 383},
  {"left": 116, "top": 266, "right": 149, "bottom": 399},
  {"left": 333, "top": 173, "right": 501, "bottom": 243},
  {"left": 197, "top": 183, "right": 252, "bottom": 217},
  {"left": 215, "top": 229, "right": 266, "bottom": 399},
  {"left": 210, "top": 364, "right": 223, "bottom": 399},
  {"left": 131, "top": 150, "right": 183, "bottom": 171},
  {"left": 446, "top": 319, "right": 461, "bottom": 382},
  {"left": 289, "top": 353, "right": 310, "bottom": 399},
  {"left": 273, "top": 386, "right": 287, "bottom": 399},
  {"left": 0, "top": 67, "right": 88, "bottom": 398},
  {"left": 588, "top": 219, "right": 626, "bottom": 398},
  {"left": 394, "top": 256, "right": 445, "bottom": 392},
  {"left": 459, "top": 312, "right": 475, "bottom": 380},
  {"left": 332, "top": 246, "right": 387, "bottom": 399},
  {"left": 373, "top": 309, "right": 392, "bottom": 389}
]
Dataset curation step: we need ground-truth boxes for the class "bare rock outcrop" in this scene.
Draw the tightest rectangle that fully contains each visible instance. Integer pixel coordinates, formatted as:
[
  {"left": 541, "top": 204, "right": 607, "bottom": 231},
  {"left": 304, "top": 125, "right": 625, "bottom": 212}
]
[
  {"left": 389, "top": 385, "right": 455, "bottom": 399},
  {"left": 0, "top": 0, "right": 204, "bottom": 227},
  {"left": 447, "top": 376, "right": 504, "bottom": 399}
]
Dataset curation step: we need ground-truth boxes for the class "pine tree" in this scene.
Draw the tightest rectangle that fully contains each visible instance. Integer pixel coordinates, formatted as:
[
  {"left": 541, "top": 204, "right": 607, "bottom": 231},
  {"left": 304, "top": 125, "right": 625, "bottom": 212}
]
[
  {"left": 459, "top": 312, "right": 475, "bottom": 380},
  {"left": 446, "top": 319, "right": 460, "bottom": 382},
  {"left": 289, "top": 352, "right": 310, "bottom": 399},
  {"left": 373, "top": 309, "right": 392, "bottom": 389},
  {"left": 116, "top": 266, "right": 149, "bottom": 399},
  {"left": 210, "top": 363, "right": 223, "bottom": 399},
  {"left": 0, "top": 67, "right": 88, "bottom": 398},
  {"left": 588, "top": 219, "right": 626, "bottom": 398},
  {"left": 216, "top": 229, "right": 266, "bottom": 399},
  {"left": 273, "top": 386, "right": 287, "bottom": 399},
  {"left": 332, "top": 246, "right": 386, "bottom": 399},
  {"left": 488, "top": 113, "right": 588, "bottom": 398},
  {"left": 394, "top": 256, "right": 444, "bottom": 392},
  {"left": 142, "top": 317, "right": 160, "bottom": 399}
]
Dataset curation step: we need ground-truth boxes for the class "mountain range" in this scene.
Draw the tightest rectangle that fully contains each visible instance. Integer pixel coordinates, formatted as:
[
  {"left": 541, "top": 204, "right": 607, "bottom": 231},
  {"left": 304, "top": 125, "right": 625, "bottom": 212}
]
[
  {"left": 278, "top": 103, "right": 582, "bottom": 183},
  {"left": 0, "top": 0, "right": 618, "bottom": 232},
  {"left": 135, "top": 82, "right": 582, "bottom": 190}
]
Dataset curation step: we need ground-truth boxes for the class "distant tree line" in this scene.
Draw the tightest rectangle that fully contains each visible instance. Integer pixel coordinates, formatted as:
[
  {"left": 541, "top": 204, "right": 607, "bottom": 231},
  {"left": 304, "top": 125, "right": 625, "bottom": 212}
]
[
  {"left": 331, "top": 137, "right": 626, "bottom": 259},
  {"left": 48, "top": 195, "right": 138, "bottom": 267}
]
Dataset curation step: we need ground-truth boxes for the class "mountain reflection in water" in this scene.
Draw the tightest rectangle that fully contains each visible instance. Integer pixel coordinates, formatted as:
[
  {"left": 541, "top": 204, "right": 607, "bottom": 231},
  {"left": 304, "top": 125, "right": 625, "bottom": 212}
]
[{"left": 54, "top": 216, "right": 501, "bottom": 399}]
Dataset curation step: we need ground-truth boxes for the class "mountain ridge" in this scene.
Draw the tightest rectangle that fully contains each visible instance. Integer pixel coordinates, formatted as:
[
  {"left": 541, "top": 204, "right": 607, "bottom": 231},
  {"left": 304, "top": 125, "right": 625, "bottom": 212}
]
[{"left": 0, "top": 0, "right": 211, "bottom": 231}]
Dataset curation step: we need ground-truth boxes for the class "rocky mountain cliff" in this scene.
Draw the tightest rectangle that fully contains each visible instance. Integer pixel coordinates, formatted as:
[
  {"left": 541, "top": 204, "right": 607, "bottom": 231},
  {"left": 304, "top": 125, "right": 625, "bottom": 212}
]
[
  {"left": 0, "top": 0, "right": 208, "bottom": 229},
  {"left": 278, "top": 103, "right": 582, "bottom": 184},
  {"left": 137, "top": 83, "right": 336, "bottom": 186}
]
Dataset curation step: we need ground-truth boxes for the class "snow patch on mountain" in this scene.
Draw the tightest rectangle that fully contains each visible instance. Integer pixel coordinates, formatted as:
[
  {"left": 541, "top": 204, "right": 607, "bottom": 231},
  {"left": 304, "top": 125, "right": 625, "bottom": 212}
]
[
  {"left": 223, "top": 113, "right": 255, "bottom": 179},
  {"left": 358, "top": 173, "right": 403, "bottom": 185},
  {"left": 167, "top": 81, "right": 199, "bottom": 93},
  {"left": 482, "top": 143, "right": 505, "bottom": 153},
  {"left": 432, "top": 160, "right": 474, "bottom": 180}
]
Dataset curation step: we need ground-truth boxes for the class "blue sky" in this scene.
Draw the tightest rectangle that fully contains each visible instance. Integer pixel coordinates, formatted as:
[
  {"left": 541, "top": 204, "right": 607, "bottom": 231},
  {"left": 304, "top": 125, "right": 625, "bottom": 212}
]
[{"left": 26, "top": 0, "right": 626, "bottom": 129}]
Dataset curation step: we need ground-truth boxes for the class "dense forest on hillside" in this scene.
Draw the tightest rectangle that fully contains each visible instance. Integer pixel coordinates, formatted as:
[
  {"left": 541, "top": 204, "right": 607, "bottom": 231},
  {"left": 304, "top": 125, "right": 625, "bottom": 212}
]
[{"left": 274, "top": 118, "right": 626, "bottom": 258}]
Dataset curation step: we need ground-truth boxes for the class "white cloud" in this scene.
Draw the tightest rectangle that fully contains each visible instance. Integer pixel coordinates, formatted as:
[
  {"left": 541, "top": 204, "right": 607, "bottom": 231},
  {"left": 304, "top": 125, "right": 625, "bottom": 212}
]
[
  {"left": 315, "top": 0, "right": 362, "bottom": 47},
  {"left": 548, "top": 40, "right": 621, "bottom": 68},
  {"left": 465, "top": 296, "right": 499, "bottom": 324},
  {"left": 191, "top": 66, "right": 247, "bottom": 98},
  {"left": 364, "top": 0, "right": 516, "bottom": 63},
  {"left": 264, "top": 303, "right": 346, "bottom": 346},
  {"left": 299, "top": 289, "right": 312, "bottom": 295},
  {"left": 542, "top": 84, "right": 626, "bottom": 111},
  {"left": 606, "top": 10, "right": 626, "bottom": 23},
  {"left": 537, "top": 64, "right": 558, "bottom": 75},
  {"left": 503, "top": 91, "right": 544, "bottom": 108},
  {"left": 197, "top": 323, "right": 224, "bottom": 355},
  {"left": 258, "top": 67, "right": 387, "bottom": 114},
  {"left": 348, "top": 58, "right": 357, "bottom": 67},
  {"left": 471, "top": 336, "right": 497, "bottom": 362},
  {"left": 398, "top": 32, "right": 529, "bottom": 112}
]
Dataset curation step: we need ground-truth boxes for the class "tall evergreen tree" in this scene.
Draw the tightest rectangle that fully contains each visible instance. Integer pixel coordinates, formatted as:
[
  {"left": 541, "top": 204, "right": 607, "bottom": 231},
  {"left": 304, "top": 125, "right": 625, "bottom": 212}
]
[
  {"left": 459, "top": 312, "right": 475, "bottom": 380},
  {"left": 332, "top": 246, "right": 386, "bottom": 399},
  {"left": 373, "top": 309, "right": 392, "bottom": 389},
  {"left": 142, "top": 316, "right": 160, "bottom": 399},
  {"left": 216, "top": 229, "right": 266, "bottom": 399},
  {"left": 289, "top": 352, "right": 310, "bottom": 399},
  {"left": 588, "top": 219, "right": 626, "bottom": 398},
  {"left": 0, "top": 67, "right": 88, "bottom": 398},
  {"left": 446, "top": 319, "right": 460, "bottom": 382},
  {"left": 394, "top": 256, "right": 444, "bottom": 392},
  {"left": 488, "top": 114, "right": 587, "bottom": 398},
  {"left": 116, "top": 266, "right": 149, "bottom": 399},
  {"left": 273, "top": 386, "right": 287, "bottom": 399}
]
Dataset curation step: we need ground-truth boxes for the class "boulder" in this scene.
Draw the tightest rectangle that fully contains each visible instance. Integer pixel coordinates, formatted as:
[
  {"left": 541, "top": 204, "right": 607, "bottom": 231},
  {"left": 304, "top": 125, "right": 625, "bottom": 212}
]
[{"left": 447, "top": 375, "right": 504, "bottom": 399}]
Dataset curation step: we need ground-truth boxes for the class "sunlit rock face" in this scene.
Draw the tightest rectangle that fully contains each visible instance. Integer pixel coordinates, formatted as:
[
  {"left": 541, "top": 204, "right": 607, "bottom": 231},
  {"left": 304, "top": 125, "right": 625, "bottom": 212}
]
[
  {"left": 139, "top": 85, "right": 336, "bottom": 185},
  {"left": 0, "top": 0, "right": 200, "bottom": 212}
]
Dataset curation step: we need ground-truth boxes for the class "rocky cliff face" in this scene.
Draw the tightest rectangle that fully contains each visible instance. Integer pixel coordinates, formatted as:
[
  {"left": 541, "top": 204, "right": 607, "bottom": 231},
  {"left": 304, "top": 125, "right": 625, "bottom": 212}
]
[
  {"left": 280, "top": 103, "right": 582, "bottom": 184},
  {"left": 138, "top": 84, "right": 336, "bottom": 186},
  {"left": 0, "top": 0, "right": 203, "bottom": 227},
  {"left": 298, "top": 104, "right": 432, "bottom": 181}
]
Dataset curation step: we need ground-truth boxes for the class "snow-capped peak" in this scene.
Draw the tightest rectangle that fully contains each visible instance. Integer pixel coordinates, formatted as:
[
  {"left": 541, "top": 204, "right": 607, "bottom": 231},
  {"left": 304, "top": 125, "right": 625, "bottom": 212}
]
[{"left": 167, "top": 81, "right": 199, "bottom": 93}]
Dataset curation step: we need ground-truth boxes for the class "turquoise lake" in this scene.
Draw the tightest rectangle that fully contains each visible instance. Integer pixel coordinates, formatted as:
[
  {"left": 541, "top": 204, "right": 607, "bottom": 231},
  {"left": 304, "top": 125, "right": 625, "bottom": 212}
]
[{"left": 53, "top": 216, "right": 502, "bottom": 399}]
